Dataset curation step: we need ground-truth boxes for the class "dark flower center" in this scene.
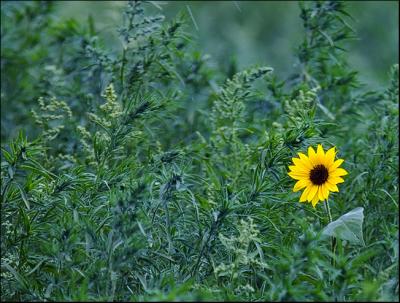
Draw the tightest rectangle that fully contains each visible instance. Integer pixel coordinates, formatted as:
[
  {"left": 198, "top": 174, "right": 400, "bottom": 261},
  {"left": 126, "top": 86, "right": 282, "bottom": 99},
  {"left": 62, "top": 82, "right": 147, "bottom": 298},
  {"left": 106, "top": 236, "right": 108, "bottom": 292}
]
[{"left": 309, "top": 164, "right": 329, "bottom": 185}]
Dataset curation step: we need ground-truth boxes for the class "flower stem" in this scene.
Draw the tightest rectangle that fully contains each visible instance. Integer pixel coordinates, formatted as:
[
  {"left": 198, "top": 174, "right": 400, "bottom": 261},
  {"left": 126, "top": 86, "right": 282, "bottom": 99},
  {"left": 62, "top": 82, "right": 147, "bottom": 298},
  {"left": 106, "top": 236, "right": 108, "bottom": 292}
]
[
  {"left": 324, "top": 199, "right": 337, "bottom": 270},
  {"left": 324, "top": 198, "right": 332, "bottom": 223}
]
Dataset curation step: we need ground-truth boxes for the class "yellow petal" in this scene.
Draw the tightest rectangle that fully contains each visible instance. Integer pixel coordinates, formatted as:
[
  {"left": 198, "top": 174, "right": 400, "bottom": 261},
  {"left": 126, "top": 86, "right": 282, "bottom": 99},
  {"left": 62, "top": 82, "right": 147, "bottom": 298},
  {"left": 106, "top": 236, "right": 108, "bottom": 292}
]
[
  {"left": 329, "top": 176, "right": 345, "bottom": 184},
  {"left": 330, "top": 168, "right": 348, "bottom": 177},
  {"left": 329, "top": 159, "right": 344, "bottom": 171},
  {"left": 311, "top": 194, "right": 319, "bottom": 208},
  {"left": 307, "top": 185, "right": 318, "bottom": 202},
  {"left": 316, "top": 144, "right": 325, "bottom": 165},
  {"left": 325, "top": 147, "right": 336, "bottom": 168},
  {"left": 288, "top": 171, "right": 308, "bottom": 180},
  {"left": 300, "top": 186, "right": 312, "bottom": 202},
  {"left": 293, "top": 179, "right": 310, "bottom": 192},
  {"left": 318, "top": 186, "right": 324, "bottom": 201},
  {"left": 298, "top": 152, "right": 312, "bottom": 169},
  {"left": 289, "top": 165, "right": 308, "bottom": 174},
  {"left": 323, "top": 184, "right": 331, "bottom": 199},
  {"left": 326, "top": 181, "right": 339, "bottom": 192},
  {"left": 291, "top": 158, "right": 310, "bottom": 171},
  {"left": 308, "top": 146, "right": 318, "bottom": 167}
]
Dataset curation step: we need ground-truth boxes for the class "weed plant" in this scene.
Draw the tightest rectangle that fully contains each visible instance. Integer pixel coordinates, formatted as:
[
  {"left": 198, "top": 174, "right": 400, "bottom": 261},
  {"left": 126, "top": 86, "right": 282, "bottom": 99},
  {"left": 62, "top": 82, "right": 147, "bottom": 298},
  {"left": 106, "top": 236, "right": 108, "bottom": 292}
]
[{"left": 1, "top": 1, "right": 398, "bottom": 301}]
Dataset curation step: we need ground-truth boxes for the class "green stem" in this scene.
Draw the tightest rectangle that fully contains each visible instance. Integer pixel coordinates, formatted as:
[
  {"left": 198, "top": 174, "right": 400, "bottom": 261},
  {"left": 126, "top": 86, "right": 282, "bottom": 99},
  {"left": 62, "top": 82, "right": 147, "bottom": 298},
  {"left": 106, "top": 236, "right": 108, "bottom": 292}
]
[
  {"left": 324, "top": 198, "right": 332, "bottom": 223},
  {"left": 324, "top": 199, "right": 337, "bottom": 271}
]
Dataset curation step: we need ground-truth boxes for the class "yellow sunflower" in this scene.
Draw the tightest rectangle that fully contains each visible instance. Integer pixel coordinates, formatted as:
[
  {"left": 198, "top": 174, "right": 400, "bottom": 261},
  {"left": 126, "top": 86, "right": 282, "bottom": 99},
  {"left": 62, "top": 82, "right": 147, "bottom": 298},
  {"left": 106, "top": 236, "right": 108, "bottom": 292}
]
[{"left": 288, "top": 144, "right": 348, "bottom": 207}]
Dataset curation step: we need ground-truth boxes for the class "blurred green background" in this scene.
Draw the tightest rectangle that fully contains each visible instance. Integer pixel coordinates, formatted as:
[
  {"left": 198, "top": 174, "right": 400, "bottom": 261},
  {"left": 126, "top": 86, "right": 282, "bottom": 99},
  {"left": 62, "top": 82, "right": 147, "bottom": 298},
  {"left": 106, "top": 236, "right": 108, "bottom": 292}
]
[{"left": 52, "top": 1, "right": 398, "bottom": 88}]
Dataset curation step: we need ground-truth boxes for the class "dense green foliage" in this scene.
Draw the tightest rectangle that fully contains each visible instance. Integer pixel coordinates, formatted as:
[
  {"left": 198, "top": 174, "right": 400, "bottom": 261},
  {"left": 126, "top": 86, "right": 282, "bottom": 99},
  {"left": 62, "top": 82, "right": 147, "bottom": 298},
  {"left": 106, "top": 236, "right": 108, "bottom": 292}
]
[{"left": 1, "top": 1, "right": 398, "bottom": 301}]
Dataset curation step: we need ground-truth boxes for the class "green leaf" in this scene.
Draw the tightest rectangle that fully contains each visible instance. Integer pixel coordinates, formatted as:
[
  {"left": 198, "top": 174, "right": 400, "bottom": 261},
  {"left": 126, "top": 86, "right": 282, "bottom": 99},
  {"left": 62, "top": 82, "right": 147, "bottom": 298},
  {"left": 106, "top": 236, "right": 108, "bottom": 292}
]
[
  {"left": 1, "top": 147, "right": 13, "bottom": 163},
  {"left": 8, "top": 165, "right": 14, "bottom": 179},
  {"left": 15, "top": 182, "right": 30, "bottom": 210},
  {"left": 322, "top": 207, "right": 365, "bottom": 246},
  {"left": 1, "top": 262, "right": 29, "bottom": 291}
]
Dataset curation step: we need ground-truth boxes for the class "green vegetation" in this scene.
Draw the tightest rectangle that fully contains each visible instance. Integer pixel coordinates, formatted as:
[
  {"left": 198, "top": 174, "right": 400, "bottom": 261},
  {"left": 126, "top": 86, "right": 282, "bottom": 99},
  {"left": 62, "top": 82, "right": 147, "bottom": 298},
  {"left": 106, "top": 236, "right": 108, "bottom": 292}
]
[{"left": 1, "top": 1, "right": 398, "bottom": 301}]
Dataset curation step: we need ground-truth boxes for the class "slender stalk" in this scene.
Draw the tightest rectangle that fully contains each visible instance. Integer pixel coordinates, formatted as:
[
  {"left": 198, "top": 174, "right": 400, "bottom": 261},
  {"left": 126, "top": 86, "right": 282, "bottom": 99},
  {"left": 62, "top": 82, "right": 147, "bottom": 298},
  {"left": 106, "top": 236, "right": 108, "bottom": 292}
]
[
  {"left": 324, "top": 198, "right": 337, "bottom": 269},
  {"left": 192, "top": 222, "right": 215, "bottom": 277},
  {"left": 324, "top": 198, "right": 332, "bottom": 223},
  {"left": 120, "top": 47, "right": 126, "bottom": 97},
  {"left": 163, "top": 198, "right": 173, "bottom": 255}
]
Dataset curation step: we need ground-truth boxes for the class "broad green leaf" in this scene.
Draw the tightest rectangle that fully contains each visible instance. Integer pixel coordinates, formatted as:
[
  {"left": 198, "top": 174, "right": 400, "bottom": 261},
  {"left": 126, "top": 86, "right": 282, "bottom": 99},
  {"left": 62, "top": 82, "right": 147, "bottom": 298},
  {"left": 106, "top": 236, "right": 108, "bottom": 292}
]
[{"left": 322, "top": 207, "right": 365, "bottom": 246}]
